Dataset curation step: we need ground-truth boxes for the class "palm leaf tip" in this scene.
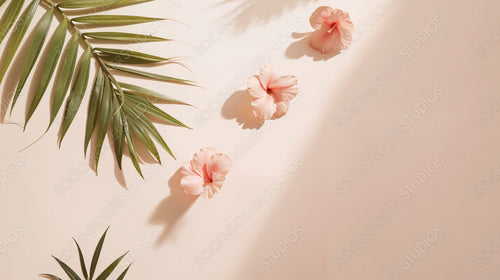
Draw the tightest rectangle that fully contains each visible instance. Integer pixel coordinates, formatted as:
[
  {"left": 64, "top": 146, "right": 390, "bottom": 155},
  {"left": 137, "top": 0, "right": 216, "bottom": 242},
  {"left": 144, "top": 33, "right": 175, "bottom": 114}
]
[
  {"left": 116, "top": 264, "right": 132, "bottom": 280},
  {"left": 40, "top": 273, "right": 63, "bottom": 280},
  {"left": 72, "top": 238, "right": 89, "bottom": 280},
  {"left": 89, "top": 227, "right": 109, "bottom": 280}
]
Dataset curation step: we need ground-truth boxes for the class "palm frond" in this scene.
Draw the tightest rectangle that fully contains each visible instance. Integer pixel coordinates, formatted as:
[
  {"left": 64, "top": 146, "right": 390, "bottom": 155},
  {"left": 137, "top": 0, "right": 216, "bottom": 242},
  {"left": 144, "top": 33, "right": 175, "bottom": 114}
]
[
  {"left": 41, "top": 228, "right": 131, "bottom": 280},
  {"left": 0, "top": 0, "right": 193, "bottom": 177}
]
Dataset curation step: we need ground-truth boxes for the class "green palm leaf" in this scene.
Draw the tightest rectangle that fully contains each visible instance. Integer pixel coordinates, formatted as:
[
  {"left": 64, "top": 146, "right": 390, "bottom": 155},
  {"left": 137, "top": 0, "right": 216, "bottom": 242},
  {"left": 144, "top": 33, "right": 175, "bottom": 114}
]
[
  {"left": 95, "top": 252, "right": 128, "bottom": 280},
  {"left": 53, "top": 257, "right": 82, "bottom": 280},
  {"left": 25, "top": 20, "right": 67, "bottom": 128},
  {"left": 125, "top": 92, "right": 190, "bottom": 128},
  {"left": 116, "top": 265, "right": 131, "bottom": 280},
  {"left": 10, "top": 7, "right": 54, "bottom": 114},
  {"left": 0, "top": 0, "right": 192, "bottom": 177},
  {"left": 83, "top": 32, "right": 169, "bottom": 43},
  {"left": 60, "top": 46, "right": 92, "bottom": 145},
  {"left": 123, "top": 115, "right": 143, "bottom": 177},
  {"left": 0, "top": 0, "right": 40, "bottom": 85},
  {"left": 0, "top": 0, "right": 25, "bottom": 44},
  {"left": 94, "top": 78, "right": 113, "bottom": 171},
  {"left": 58, "top": 0, "right": 153, "bottom": 9},
  {"left": 129, "top": 117, "right": 161, "bottom": 163},
  {"left": 49, "top": 32, "right": 79, "bottom": 129},
  {"left": 95, "top": 48, "right": 169, "bottom": 64},
  {"left": 40, "top": 274, "right": 64, "bottom": 280},
  {"left": 72, "top": 238, "right": 89, "bottom": 280},
  {"left": 112, "top": 96, "right": 125, "bottom": 168},
  {"left": 125, "top": 105, "right": 175, "bottom": 159},
  {"left": 119, "top": 82, "right": 190, "bottom": 105},
  {"left": 84, "top": 69, "right": 105, "bottom": 155},
  {"left": 108, "top": 64, "right": 195, "bottom": 85},
  {"left": 72, "top": 15, "right": 163, "bottom": 26},
  {"left": 89, "top": 227, "right": 108, "bottom": 280}
]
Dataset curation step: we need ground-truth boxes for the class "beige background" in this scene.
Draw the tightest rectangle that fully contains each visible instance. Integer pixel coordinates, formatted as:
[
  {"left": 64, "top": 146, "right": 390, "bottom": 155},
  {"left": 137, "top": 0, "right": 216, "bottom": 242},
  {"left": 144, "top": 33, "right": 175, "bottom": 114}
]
[{"left": 1, "top": 0, "right": 500, "bottom": 279}]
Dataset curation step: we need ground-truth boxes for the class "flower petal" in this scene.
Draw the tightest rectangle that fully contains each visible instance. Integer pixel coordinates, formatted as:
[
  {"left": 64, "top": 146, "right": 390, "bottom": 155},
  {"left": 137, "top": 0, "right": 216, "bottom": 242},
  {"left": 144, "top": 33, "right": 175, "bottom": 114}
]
[
  {"left": 251, "top": 95, "right": 277, "bottom": 120},
  {"left": 269, "top": 75, "right": 299, "bottom": 103},
  {"left": 309, "top": 28, "right": 341, "bottom": 54},
  {"left": 338, "top": 26, "right": 353, "bottom": 50},
  {"left": 247, "top": 75, "right": 266, "bottom": 98},
  {"left": 180, "top": 164, "right": 204, "bottom": 196},
  {"left": 190, "top": 147, "right": 217, "bottom": 178},
  {"left": 310, "top": 6, "right": 334, "bottom": 30},
  {"left": 259, "top": 63, "right": 281, "bottom": 89},
  {"left": 333, "top": 9, "right": 353, "bottom": 32},
  {"left": 269, "top": 75, "right": 298, "bottom": 91},
  {"left": 202, "top": 181, "right": 223, "bottom": 199},
  {"left": 272, "top": 101, "right": 289, "bottom": 119},
  {"left": 207, "top": 153, "right": 232, "bottom": 177}
]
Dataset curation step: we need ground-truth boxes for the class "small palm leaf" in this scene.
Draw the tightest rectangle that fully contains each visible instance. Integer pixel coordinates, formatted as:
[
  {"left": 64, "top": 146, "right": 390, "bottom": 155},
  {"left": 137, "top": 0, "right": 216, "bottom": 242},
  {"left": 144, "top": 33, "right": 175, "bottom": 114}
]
[
  {"left": 0, "top": 0, "right": 193, "bottom": 177},
  {"left": 41, "top": 228, "right": 132, "bottom": 280}
]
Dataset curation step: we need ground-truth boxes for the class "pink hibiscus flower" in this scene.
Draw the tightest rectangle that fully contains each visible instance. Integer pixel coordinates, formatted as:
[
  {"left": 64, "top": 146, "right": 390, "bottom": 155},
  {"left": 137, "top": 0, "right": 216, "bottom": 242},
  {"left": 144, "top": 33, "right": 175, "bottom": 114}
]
[
  {"left": 247, "top": 63, "right": 299, "bottom": 120},
  {"left": 309, "top": 6, "right": 354, "bottom": 54},
  {"left": 180, "top": 147, "right": 231, "bottom": 199}
]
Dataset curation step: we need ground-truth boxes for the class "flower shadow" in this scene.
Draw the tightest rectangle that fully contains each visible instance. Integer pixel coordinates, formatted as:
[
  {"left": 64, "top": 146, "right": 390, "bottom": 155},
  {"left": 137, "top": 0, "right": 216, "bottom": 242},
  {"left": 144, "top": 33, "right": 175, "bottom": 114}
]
[
  {"left": 221, "top": 90, "right": 264, "bottom": 129},
  {"left": 149, "top": 168, "right": 198, "bottom": 245},
  {"left": 286, "top": 32, "right": 341, "bottom": 61}
]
